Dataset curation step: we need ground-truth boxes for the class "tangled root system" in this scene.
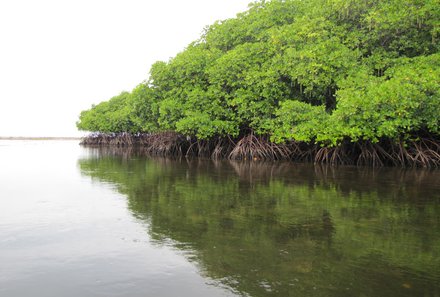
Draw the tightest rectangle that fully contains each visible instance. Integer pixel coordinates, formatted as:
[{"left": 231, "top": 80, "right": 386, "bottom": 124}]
[{"left": 80, "top": 133, "right": 440, "bottom": 167}]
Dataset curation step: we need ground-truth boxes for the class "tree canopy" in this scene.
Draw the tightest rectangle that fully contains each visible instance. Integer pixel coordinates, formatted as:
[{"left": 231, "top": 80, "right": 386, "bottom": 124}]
[{"left": 77, "top": 0, "right": 440, "bottom": 148}]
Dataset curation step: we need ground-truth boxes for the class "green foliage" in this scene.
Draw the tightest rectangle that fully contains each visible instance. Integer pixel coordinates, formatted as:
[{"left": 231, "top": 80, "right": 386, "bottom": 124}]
[
  {"left": 202, "top": 0, "right": 299, "bottom": 51},
  {"left": 128, "top": 83, "right": 160, "bottom": 132},
  {"left": 77, "top": 0, "right": 440, "bottom": 148},
  {"left": 77, "top": 92, "right": 135, "bottom": 133},
  {"left": 270, "top": 100, "right": 329, "bottom": 143},
  {"left": 206, "top": 41, "right": 289, "bottom": 135},
  {"left": 322, "top": 53, "right": 440, "bottom": 144}
]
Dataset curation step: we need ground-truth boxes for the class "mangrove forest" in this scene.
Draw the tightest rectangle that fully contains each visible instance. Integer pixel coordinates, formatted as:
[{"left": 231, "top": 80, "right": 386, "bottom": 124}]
[{"left": 77, "top": 0, "right": 440, "bottom": 166}]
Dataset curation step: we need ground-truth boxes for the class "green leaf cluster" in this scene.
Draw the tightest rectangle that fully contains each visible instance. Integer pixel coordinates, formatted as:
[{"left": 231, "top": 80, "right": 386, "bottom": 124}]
[
  {"left": 325, "top": 54, "right": 440, "bottom": 144},
  {"left": 77, "top": 92, "right": 135, "bottom": 133}
]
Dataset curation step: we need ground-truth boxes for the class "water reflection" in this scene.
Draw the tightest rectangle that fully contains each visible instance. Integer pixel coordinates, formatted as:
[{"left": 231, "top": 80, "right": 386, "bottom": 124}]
[{"left": 79, "top": 147, "right": 440, "bottom": 297}]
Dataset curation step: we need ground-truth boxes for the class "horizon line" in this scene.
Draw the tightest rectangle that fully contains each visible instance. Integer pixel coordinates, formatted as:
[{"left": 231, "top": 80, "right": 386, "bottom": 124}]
[{"left": 0, "top": 136, "right": 82, "bottom": 140}]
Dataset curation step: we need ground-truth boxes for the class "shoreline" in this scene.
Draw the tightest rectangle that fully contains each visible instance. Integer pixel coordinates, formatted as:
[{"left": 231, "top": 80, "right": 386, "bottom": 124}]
[{"left": 79, "top": 132, "right": 440, "bottom": 168}]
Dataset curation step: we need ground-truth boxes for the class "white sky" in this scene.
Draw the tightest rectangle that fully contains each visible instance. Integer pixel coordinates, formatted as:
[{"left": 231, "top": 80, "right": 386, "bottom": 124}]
[{"left": 0, "top": 0, "right": 250, "bottom": 137}]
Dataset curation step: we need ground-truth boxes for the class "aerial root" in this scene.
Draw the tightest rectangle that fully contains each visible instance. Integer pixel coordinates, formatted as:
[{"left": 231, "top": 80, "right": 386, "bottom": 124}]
[
  {"left": 228, "top": 134, "right": 291, "bottom": 161},
  {"left": 144, "top": 132, "right": 187, "bottom": 156},
  {"left": 80, "top": 133, "right": 440, "bottom": 167},
  {"left": 315, "top": 145, "right": 353, "bottom": 165}
]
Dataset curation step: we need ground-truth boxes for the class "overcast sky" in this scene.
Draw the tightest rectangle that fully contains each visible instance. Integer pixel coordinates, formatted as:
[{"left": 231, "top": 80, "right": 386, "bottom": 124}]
[{"left": 0, "top": 0, "right": 250, "bottom": 137}]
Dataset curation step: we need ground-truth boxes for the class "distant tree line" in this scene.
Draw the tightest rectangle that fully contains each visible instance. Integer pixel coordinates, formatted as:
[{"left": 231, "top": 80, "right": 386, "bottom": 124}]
[{"left": 77, "top": 0, "right": 440, "bottom": 166}]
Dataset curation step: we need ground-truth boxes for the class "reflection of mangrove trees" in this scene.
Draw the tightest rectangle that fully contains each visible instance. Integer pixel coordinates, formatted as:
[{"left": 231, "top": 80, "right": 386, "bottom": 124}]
[{"left": 79, "top": 150, "right": 440, "bottom": 297}]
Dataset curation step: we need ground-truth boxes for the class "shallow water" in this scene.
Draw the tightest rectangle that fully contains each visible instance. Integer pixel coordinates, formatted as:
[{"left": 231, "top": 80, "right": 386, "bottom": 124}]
[{"left": 0, "top": 141, "right": 439, "bottom": 297}]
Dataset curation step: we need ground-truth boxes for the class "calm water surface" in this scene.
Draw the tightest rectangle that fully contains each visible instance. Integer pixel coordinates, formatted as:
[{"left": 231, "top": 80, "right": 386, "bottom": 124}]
[{"left": 0, "top": 140, "right": 439, "bottom": 297}]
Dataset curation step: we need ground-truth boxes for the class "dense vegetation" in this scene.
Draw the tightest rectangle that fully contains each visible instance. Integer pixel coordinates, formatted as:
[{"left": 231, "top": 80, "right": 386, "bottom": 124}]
[
  {"left": 77, "top": 0, "right": 440, "bottom": 166},
  {"left": 79, "top": 152, "right": 440, "bottom": 297}
]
